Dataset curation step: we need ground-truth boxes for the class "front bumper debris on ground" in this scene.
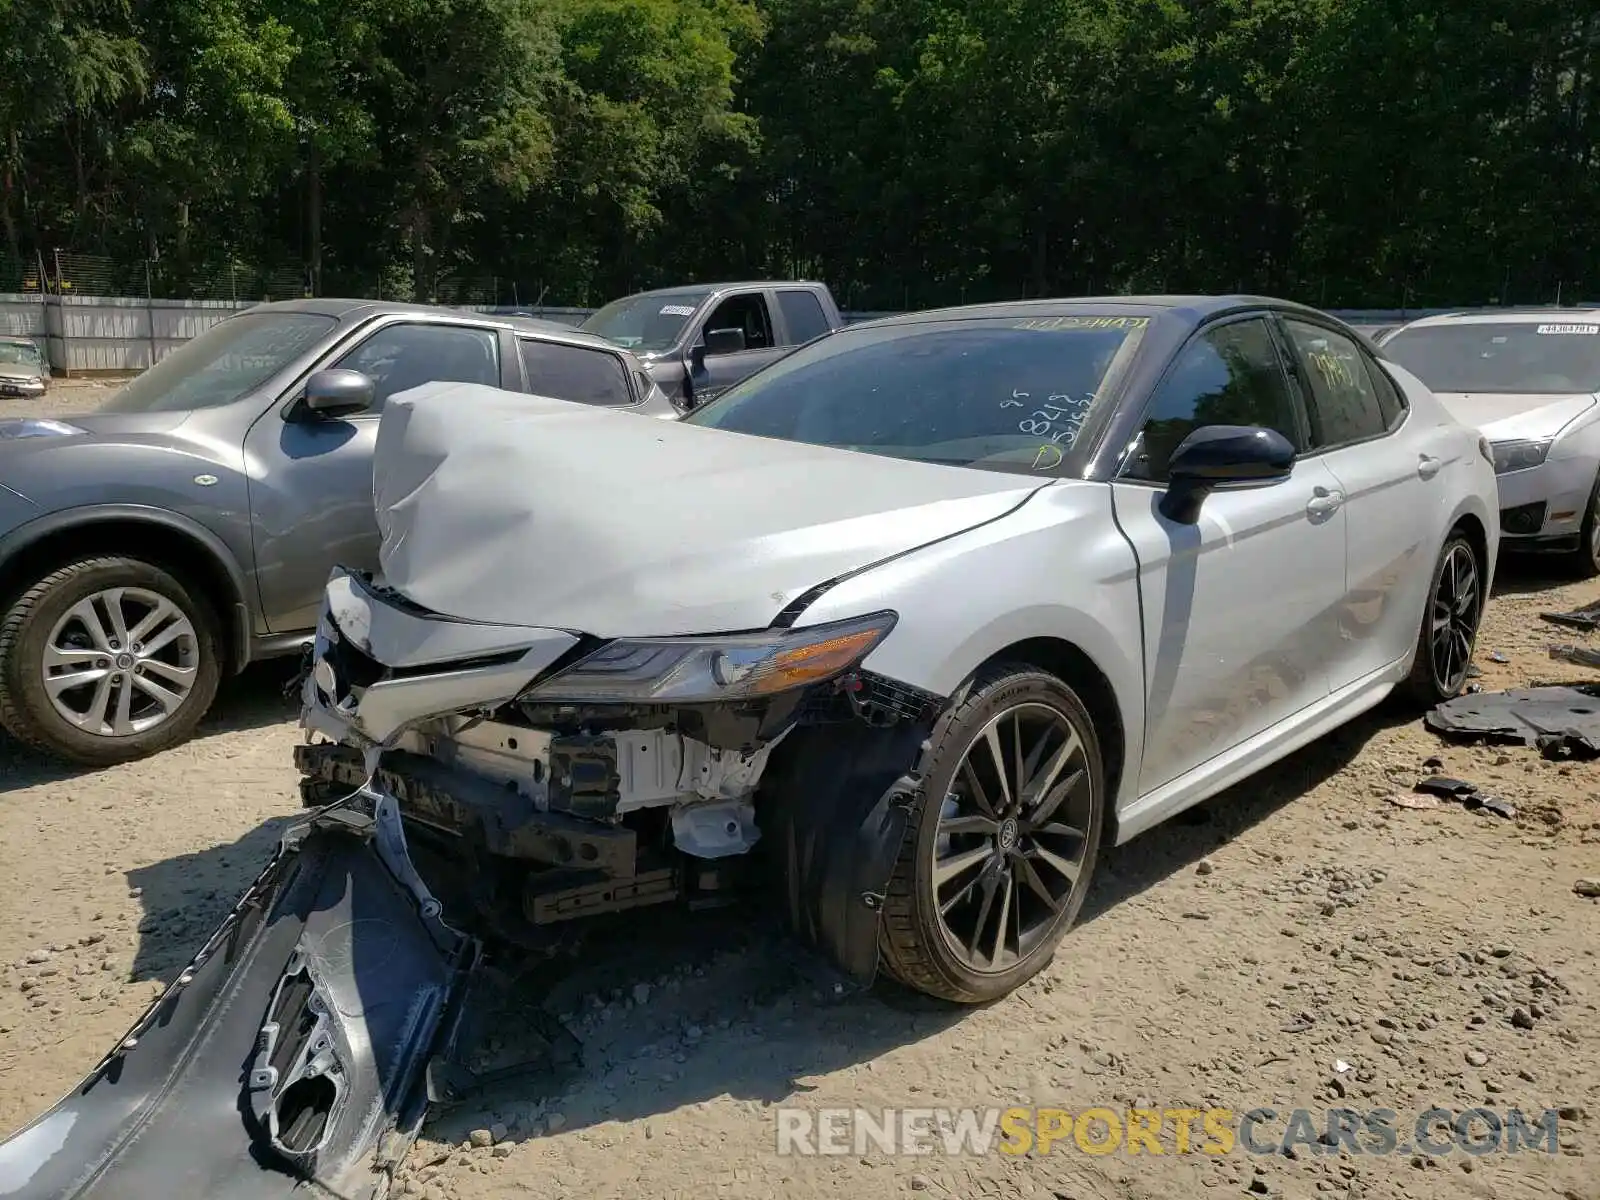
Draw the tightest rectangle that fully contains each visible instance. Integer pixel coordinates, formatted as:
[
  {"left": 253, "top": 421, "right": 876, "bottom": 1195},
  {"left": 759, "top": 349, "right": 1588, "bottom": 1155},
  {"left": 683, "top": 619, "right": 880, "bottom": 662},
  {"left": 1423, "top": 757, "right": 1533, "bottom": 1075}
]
[{"left": 0, "top": 794, "right": 479, "bottom": 1200}]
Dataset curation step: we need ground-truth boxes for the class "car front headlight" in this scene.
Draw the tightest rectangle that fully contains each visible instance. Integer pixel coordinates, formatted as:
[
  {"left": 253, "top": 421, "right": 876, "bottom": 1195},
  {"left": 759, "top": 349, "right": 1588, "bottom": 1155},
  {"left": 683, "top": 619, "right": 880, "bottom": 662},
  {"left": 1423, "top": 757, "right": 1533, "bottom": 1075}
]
[
  {"left": 1491, "top": 438, "right": 1552, "bottom": 474},
  {"left": 519, "top": 611, "right": 897, "bottom": 704},
  {"left": 0, "top": 418, "right": 84, "bottom": 440}
]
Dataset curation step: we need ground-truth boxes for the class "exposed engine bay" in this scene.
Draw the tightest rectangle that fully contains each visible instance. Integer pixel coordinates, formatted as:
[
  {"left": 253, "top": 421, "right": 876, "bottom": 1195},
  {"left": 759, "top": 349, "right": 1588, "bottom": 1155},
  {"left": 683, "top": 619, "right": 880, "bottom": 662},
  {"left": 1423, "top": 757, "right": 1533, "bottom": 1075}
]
[{"left": 297, "top": 567, "right": 945, "bottom": 957}]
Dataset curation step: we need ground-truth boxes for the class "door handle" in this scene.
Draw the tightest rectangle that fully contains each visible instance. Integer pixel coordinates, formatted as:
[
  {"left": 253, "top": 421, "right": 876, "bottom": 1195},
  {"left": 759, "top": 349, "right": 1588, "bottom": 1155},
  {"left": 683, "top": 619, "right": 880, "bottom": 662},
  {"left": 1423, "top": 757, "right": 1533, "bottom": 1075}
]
[
  {"left": 1306, "top": 488, "right": 1345, "bottom": 519},
  {"left": 1418, "top": 454, "right": 1442, "bottom": 480}
]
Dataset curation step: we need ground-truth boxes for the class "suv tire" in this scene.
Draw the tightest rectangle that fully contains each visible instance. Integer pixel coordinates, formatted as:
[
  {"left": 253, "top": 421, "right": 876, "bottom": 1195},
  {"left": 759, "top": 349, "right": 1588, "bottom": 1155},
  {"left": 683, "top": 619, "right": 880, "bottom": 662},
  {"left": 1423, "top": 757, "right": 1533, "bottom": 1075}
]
[{"left": 0, "top": 556, "right": 222, "bottom": 766}]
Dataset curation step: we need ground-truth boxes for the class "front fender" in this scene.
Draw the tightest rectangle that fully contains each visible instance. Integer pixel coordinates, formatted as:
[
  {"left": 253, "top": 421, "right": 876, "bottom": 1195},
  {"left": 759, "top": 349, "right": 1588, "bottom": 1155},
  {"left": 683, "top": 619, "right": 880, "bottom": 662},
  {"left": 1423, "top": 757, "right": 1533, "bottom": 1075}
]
[
  {"left": 0, "top": 504, "right": 254, "bottom": 670},
  {"left": 790, "top": 481, "right": 1148, "bottom": 813}
]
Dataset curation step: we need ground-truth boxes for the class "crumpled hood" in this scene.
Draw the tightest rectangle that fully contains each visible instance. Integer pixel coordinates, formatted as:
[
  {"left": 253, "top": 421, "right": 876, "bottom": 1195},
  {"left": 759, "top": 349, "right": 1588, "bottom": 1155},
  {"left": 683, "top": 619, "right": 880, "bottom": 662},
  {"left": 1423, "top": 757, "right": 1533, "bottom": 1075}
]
[
  {"left": 1434, "top": 392, "right": 1597, "bottom": 442},
  {"left": 373, "top": 382, "right": 1047, "bottom": 637}
]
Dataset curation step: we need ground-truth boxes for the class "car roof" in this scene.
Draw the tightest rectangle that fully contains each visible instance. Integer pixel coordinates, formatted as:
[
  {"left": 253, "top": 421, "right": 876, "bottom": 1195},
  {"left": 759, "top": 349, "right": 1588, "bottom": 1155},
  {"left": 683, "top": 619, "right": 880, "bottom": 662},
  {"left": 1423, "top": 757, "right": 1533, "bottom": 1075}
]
[
  {"left": 848, "top": 294, "right": 1338, "bottom": 330},
  {"left": 610, "top": 281, "right": 824, "bottom": 299},
  {"left": 247, "top": 298, "right": 622, "bottom": 351},
  {"left": 1392, "top": 307, "right": 1600, "bottom": 331}
]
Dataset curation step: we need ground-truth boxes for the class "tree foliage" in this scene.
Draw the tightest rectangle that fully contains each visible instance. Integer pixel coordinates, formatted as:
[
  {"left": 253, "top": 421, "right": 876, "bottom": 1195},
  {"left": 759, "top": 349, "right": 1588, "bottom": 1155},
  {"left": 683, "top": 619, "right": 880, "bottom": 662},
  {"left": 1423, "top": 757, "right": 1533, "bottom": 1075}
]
[{"left": 0, "top": 0, "right": 1595, "bottom": 306}]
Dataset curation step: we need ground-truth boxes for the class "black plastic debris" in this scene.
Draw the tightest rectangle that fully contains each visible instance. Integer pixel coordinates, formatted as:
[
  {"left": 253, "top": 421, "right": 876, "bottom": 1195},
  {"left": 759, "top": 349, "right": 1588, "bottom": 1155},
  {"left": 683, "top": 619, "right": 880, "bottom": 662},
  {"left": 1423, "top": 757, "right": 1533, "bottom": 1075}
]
[
  {"left": 1549, "top": 643, "right": 1600, "bottom": 669},
  {"left": 1540, "top": 598, "right": 1600, "bottom": 631},
  {"left": 1405, "top": 777, "right": 1516, "bottom": 820},
  {"left": 1414, "top": 776, "right": 1479, "bottom": 800},
  {"left": 1425, "top": 685, "right": 1600, "bottom": 762}
]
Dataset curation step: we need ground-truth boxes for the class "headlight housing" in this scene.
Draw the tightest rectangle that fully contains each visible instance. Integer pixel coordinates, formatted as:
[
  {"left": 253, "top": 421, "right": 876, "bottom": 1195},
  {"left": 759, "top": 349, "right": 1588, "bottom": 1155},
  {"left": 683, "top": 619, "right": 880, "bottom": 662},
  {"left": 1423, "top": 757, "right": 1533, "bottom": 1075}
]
[
  {"left": 1491, "top": 438, "right": 1552, "bottom": 474},
  {"left": 519, "top": 611, "right": 897, "bottom": 704},
  {"left": 0, "top": 418, "right": 83, "bottom": 440}
]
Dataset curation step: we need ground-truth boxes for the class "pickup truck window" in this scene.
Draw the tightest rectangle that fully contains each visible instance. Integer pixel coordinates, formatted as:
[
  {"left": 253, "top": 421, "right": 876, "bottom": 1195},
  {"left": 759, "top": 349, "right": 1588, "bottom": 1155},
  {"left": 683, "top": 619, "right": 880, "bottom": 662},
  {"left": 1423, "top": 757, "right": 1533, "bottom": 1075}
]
[
  {"left": 777, "top": 289, "right": 831, "bottom": 344},
  {"left": 580, "top": 289, "right": 711, "bottom": 353},
  {"left": 520, "top": 338, "right": 634, "bottom": 406},
  {"left": 100, "top": 311, "right": 336, "bottom": 413},
  {"left": 332, "top": 323, "right": 499, "bottom": 412},
  {"left": 702, "top": 293, "right": 774, "bottom": 353}
]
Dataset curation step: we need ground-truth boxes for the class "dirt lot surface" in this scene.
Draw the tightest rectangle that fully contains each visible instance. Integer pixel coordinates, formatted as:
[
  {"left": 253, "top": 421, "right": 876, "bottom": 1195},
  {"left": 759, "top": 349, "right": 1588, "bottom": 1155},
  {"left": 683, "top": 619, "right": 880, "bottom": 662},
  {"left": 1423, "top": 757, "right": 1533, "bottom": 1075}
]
[{"left": 0, "top": 379, "right": 1596, "bottom": 1199}]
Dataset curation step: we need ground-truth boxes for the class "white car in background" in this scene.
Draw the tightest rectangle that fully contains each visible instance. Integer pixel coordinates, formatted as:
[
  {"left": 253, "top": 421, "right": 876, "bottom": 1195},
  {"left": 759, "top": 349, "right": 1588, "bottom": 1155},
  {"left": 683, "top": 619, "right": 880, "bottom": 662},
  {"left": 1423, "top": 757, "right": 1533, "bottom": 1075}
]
[{"left": 1381, "top": 309, "right": 1600, "bottom": 573}]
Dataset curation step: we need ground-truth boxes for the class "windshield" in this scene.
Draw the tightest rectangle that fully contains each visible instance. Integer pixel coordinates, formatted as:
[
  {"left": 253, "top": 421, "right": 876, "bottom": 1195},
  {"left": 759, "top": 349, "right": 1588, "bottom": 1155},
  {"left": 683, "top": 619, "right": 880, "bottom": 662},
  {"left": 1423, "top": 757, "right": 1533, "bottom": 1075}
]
[
  {"left": 579, "top": 290, "right": 711, "bottom": 353},
  {"left": 0, "top": 341, "right": 43, "bottom": 369},
  {"left": 1384, "top": 321, "right": 1600, "bottom": 394},
  {"left": 101, "top": 311, "right": 337, "bottom": 413},
  {"left": 684, "top": 314, "right": 1149, "bottom": 475}
]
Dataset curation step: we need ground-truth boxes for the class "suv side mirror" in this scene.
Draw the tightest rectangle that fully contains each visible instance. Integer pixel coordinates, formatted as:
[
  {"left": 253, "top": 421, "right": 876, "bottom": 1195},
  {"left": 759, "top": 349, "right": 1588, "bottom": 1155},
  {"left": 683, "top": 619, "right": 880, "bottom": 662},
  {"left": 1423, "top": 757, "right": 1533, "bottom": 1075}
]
[
  {"left": 302, "top": 369, "right": 375, "bottom": 419},
  {"left": 703, "top": 326, "right": 746, "bottom": 357},
  {"left": 1159, "top": 424, "right": 1295, "bottom": 524}
]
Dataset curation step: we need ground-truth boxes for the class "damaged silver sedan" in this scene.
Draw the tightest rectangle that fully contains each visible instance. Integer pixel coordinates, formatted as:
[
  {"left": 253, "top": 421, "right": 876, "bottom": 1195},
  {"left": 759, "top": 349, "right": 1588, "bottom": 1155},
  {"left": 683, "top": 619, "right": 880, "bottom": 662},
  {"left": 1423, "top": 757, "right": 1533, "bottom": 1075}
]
[{"left": 1, "top": 298, "right": 1500, "bottom": 1198}]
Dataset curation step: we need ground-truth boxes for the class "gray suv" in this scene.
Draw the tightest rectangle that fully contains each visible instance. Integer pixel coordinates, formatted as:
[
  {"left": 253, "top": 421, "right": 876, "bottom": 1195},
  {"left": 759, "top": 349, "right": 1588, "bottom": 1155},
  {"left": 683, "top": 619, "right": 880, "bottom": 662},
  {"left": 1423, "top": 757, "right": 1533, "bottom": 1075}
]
[{"left": 0, "top": 299, "right": 676, "bottom": 766}]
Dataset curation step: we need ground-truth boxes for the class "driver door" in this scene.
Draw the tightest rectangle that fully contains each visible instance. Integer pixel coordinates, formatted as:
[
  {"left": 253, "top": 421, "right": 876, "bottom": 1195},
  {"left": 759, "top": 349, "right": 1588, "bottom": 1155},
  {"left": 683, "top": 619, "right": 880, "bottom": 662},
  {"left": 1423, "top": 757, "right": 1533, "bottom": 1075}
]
[
  {"left": 1109, "top": 315, "right": 1348, "bottom": 796},
  {"left": 243, "top": 318, "right": 507, "bottom": 634},
  {"left": 688, "top": 290, "right": 787, "bottom": 405}
]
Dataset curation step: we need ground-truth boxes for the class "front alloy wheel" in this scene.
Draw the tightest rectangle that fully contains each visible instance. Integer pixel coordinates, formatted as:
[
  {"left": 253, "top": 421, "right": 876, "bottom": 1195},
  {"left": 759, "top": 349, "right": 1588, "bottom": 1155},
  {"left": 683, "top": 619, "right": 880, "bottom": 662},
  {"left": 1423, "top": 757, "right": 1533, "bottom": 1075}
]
[
  {"left": 879, "top": 665, "right": 1105, "bottom": 1003},
  {"left": 0, "top": 556, "right": 222, "bottom": 766},
  {"left": 42, "top": 588, "right": 200, "bottom": 736}
]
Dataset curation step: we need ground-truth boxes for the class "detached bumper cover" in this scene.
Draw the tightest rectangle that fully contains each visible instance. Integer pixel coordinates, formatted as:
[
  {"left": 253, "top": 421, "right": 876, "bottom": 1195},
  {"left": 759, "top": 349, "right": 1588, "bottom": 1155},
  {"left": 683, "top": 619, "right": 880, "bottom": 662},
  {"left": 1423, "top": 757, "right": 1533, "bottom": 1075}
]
[{"left": 0, "top": 796, "right": 476, "bottom": 1200}]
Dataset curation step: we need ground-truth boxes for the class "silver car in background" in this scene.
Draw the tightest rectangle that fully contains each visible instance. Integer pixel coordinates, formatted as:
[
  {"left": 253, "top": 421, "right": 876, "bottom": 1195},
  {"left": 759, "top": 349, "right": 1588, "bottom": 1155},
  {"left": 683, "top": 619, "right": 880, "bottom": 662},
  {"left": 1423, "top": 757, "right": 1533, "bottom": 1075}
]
[{"left": 1382, "top": 309, "right": 1600, "bottom": 573}]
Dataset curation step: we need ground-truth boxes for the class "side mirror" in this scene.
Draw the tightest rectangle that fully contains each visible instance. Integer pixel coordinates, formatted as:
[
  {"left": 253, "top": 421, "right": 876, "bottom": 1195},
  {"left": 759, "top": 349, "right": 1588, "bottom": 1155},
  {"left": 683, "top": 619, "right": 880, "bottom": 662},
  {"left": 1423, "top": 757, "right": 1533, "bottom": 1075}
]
[
  {"left": 1159, "top": 425, "right": 1295, "bottom": 524},
  {"left": 302, "top": 369, "right": 375, "bottom": 419},
  {"left": 703, "top": 326, "right": 746, "bottom": 356}
]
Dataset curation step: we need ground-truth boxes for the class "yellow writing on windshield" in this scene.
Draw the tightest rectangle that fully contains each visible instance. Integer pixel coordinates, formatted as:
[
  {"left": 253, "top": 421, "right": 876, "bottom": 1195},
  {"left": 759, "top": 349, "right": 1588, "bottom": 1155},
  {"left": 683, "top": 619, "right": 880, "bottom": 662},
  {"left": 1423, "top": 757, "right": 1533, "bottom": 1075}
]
[{"left": 1014, "top": 316, "right": 1150, "bottom": 332}]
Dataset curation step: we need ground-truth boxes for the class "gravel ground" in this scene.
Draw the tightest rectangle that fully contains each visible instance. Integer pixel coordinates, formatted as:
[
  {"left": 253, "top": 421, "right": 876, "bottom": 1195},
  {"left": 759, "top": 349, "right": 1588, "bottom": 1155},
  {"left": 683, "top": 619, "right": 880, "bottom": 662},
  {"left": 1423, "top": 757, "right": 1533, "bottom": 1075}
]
[{"left": 0, "top": 379, "right": 1596, "bottom": 1199}]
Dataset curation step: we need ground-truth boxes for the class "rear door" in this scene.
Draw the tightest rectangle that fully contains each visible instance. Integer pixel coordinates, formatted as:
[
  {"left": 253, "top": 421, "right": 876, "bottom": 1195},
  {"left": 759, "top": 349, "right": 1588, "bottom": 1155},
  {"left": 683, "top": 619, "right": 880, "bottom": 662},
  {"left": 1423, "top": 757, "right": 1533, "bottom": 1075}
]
[
  {"left": 1110, "top": 315, "right": 1348, "bottom": 796},
  {"left": 1276, "top": 316, "right": 1444, "bottom": 688},
  {"left": 245, "top": 317, "right": 508, "bottom": 633},
  {"left": 688, "top": 290, "right": 786, "bottom": 404},
  {"left": 773, "top": 287, "right": 835, "bottom": 347}
]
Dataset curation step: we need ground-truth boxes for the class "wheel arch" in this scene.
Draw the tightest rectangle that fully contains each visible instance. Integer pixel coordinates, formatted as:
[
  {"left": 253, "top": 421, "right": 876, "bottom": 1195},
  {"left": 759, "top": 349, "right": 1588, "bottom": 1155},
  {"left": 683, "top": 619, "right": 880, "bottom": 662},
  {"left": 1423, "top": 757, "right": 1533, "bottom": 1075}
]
[
  {"left": 0, "top": 506, "right": 252, "bottom": 674},
  {"left": 971, "top": 635, "right": 1129, "bottom": 843}
]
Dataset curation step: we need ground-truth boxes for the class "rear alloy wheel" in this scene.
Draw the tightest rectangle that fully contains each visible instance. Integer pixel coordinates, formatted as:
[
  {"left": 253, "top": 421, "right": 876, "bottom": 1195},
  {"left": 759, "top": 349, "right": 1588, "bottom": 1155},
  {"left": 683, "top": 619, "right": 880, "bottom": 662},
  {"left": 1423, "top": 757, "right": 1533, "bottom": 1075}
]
[
  {"left": 0, "top": 556, "right": 222, "bottom": 766},
  {"left": 1402, "top": 534, "right": 1484, "bottom": 707},
  {"left": 879, "top": 664, "right": 1105, "bottom": 1003},
  {"left": 1574, "top": 470, "right": 1600, "bottom": 578}
]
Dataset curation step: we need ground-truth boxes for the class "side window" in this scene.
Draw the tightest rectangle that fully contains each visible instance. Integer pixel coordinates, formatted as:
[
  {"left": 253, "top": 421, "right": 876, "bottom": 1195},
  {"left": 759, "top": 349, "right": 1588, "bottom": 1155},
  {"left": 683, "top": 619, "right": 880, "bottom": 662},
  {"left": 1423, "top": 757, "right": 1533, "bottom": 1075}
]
[
  {"left": 1122, "top": 318, "right": 1303, "bottom": 483},
  {"left": 331, "top": 323, "right": 498, "bottom": 411},
  {"left": 776, "top": 289, "right": 831, "bottom": 345},
  {"left": 1282, "top": 320, "right": 1388, "bottom": 447},
  {"left": 519, "top": 339, "right": 634, "bottom": 407},
  {"left": 1367, "top": 357, "right": 1408, "bottom": 429},
  {"left": 701, "top": 293, "right": 774, "bottom": 353}
]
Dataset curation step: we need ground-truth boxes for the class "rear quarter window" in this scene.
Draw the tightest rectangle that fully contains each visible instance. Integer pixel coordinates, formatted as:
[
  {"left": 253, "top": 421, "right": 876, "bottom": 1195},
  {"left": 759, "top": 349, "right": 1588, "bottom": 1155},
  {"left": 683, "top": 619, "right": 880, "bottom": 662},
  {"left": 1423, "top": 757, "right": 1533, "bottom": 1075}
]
[{"left": 519, "top": 339, "right": 634, "bottom": 407}]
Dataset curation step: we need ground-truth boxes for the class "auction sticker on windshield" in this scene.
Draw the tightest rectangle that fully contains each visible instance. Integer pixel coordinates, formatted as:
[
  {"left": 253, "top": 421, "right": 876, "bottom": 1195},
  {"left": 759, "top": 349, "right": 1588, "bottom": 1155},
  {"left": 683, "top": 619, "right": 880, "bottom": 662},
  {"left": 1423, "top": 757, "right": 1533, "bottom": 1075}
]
[
  {"left": 660, "top": 304, "right": 696, "bottom": 317},
  {"left": 1536, "top": 323, "right": 1599, "bottom": 335}
]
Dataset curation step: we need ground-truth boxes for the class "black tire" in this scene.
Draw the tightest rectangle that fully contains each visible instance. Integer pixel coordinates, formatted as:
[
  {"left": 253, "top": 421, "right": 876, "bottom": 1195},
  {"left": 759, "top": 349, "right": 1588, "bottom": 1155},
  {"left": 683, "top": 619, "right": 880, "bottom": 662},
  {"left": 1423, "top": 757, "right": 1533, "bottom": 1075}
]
[
  {"left": 1400, "top": 532, "right": 1484, "bottom": 708},
  {"left": 0, "top": 556, "right": 223, "bottom": 766},
  {"left": 1572, "top": 470, "right": 1600, "bottom": 579},
  {"left": 878, "top": 663, "right": 1105, "bottom": 1004}
]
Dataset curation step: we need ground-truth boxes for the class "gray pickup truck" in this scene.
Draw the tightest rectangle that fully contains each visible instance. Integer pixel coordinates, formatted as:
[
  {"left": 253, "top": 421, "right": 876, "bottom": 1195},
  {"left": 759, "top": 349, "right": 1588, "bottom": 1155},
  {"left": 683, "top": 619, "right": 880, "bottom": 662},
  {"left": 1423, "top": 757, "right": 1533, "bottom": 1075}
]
[{"left": 578, "top": 280, "right": 846, "bottom": 409}]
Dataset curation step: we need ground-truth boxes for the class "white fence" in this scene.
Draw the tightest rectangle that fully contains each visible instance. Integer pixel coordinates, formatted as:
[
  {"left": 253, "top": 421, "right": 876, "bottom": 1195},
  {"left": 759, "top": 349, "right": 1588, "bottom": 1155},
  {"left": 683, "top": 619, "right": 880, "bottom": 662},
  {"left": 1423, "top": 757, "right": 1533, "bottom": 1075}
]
[{"left": 0, "top": 291, "right": 1474, "bottom": 376}]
